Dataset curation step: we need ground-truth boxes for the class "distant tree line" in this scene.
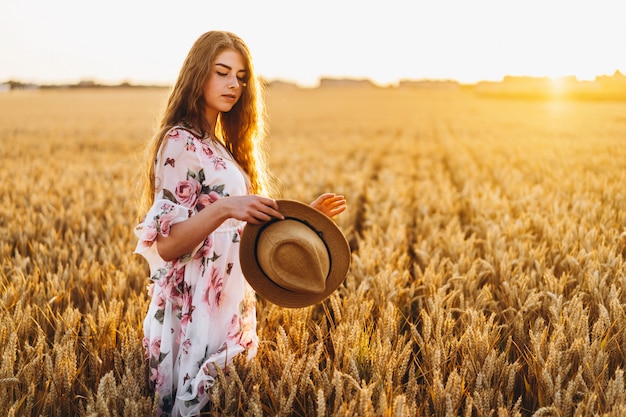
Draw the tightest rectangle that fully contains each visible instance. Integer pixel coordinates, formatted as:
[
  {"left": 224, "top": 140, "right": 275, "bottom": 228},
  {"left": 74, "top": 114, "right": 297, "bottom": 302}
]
[
  {"left": 0, "top": 79, "right": 169, "bottom": 91},
  {"left": 3, "top": 72, "right": 626, "bottom": 101}
]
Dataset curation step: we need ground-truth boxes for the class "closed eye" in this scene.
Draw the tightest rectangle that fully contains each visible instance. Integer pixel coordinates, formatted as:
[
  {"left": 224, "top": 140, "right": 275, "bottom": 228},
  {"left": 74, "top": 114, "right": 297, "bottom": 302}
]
[{"left": 216, "top": 71, "right": 247, "bottom": 83}]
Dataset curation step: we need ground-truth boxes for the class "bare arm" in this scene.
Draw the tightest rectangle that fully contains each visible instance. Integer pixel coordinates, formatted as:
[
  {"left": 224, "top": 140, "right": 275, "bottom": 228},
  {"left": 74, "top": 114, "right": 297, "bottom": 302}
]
[{"left": 156, "top": 195, "right": 283, "bottom": 261}]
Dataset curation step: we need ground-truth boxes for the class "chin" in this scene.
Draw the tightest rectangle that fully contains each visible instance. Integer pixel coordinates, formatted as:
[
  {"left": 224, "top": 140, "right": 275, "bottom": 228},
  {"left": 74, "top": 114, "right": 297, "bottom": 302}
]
[{"left": 218, "top": 103, "right": 237, "bottom": 113}]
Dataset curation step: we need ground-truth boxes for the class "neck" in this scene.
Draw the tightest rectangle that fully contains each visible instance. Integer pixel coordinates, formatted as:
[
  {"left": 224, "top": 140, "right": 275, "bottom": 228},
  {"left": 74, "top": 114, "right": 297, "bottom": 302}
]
[{"left": 204, "top": 108, "right": 219, "bottom": 139}]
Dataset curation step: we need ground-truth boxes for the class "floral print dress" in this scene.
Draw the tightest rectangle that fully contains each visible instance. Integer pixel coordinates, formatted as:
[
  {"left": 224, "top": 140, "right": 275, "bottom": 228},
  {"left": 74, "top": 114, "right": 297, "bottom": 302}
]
[{"left": 134, "top": 127, "right": 258, "bottom": 417}]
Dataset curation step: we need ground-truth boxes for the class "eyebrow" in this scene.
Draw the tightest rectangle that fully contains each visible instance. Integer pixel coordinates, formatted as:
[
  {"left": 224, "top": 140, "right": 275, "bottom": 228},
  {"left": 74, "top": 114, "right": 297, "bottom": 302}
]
[{"left": 215, "top": 62, "right": 247, "bottom": 74}]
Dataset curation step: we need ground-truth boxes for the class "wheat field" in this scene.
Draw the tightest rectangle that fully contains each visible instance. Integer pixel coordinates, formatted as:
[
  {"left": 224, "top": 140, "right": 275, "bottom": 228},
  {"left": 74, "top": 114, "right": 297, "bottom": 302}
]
[{"left": 1, "top": 87, "right": 625, "bottom": 416}]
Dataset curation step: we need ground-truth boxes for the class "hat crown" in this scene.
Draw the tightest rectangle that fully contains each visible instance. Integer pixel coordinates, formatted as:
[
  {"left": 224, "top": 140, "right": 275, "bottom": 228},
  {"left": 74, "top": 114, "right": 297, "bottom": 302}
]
[
  {"left": 240, "top": 199, "right": 351, "bottom": 308},
  {"left": 257, "top": 220, "right": 330, "bottom": 294}
]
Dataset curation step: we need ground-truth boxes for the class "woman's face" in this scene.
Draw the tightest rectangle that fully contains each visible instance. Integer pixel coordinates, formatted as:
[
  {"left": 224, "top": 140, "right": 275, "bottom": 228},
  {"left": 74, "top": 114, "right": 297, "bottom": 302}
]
[{"left": 202, "top": 48, "right": 248, "bottom": 120}]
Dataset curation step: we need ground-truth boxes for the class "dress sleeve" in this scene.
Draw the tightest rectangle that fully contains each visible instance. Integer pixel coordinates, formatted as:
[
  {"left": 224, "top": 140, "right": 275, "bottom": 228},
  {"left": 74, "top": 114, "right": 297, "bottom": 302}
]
[{"left": 133, "top": 128, "right": 203, "bottom": 273}]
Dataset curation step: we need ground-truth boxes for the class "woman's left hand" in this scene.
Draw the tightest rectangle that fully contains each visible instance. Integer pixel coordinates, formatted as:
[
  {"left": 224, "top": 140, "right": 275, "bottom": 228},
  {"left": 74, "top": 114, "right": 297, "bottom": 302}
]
[{"left": 310, "top": 193, "right": 347, "bottom": 218}]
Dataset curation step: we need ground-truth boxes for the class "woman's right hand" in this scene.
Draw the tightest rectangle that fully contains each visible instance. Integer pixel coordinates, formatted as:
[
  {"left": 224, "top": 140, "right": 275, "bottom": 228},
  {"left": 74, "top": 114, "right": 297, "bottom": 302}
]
[{"left": 220, "top": 195, "right": 284, "bottom": 224}]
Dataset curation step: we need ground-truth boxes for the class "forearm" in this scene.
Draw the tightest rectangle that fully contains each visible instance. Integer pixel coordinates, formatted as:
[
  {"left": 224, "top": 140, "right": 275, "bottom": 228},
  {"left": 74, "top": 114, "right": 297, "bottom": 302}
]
[
  {"left": 155, "top": 194, "right": 283, "bottom": 261},
  {"left": 156, "top": 200, "right": 230, "bottom": 261}
]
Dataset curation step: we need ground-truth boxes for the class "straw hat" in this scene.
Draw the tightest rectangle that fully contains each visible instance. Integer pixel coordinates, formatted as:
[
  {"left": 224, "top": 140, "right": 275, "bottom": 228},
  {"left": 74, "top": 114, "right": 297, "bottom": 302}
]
[{"left": 239, "top": 199, "right": 351, "bottom": 308}]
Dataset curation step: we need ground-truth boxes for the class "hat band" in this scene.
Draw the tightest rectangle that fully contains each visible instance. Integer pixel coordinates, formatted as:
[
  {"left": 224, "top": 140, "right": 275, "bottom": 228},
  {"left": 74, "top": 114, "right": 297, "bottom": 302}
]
[
  {"left": 257, "top": 216, "right": 332, "bottom": 255},
  {"left": 254, "top": 216, "right": 332, "bottom": 294}
]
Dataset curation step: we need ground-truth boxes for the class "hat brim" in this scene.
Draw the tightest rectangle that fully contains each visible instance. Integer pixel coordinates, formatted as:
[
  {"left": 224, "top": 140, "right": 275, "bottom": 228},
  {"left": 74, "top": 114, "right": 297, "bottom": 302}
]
[{"left": 240, "top": 199, "right": 351, "bottom": 308}]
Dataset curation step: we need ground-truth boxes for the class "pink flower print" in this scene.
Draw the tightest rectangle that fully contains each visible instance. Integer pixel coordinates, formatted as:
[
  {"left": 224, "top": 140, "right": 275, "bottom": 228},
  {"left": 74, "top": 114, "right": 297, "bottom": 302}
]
[
  {"left": 193, "top": 238, "right": 214, "bottom": 275},
  {"left": 227, "top": 314, "right": 243, "bottom": 342},
  {"left": 175, "top": 179, "right": 202, "bottom": 208},
  {"left": 167, "top": 129, "right": 181, "bottom": 140},
  {"left": 208, "top": 190, "right": 221, "bottom": 202},
  {"left": 180, "top": 289, "right": 195, "bottom": 328},
  {"left": 135, "top": 223, "right": 157, "bottom": 251},
  {"left": 164, "top": 264, "right": 185, "bottom": 289},
  {"left": 142, "top": 337, "right": 150, "bottom": 359},
  {"left": 204, "top": 266, "right": 223, "bottom": 314},
  {"left": 182, "top": 339, "right": 192, "bottom": 355},
  {"left": 151, "top": 366, "right": 166, "bottom": 390},
  {"left": 184, "top": 138, "right": 197, "bottom": 152},
  {"left": 196, "top": 195, "right": 209, "bottom": 211},
  {"left": 197, "top": 191, "right": 221, "bottom": 211},
  {"left": 227, "top": 311, "right": 257, "bottom": 350},
  {"left": 239, "top": 327, "right": 257, "bottom": 350},
  {"left": 155, "top": 208, "right": 178, "bottom": 236},
  {"left": 212, "top": 157, "right": 227, "bottom": 170},
  {"left": 150, "top": 337, "right": 161, "bottom": 360},
  {"left": 193, "top": 236, "right": 213, "bottom": 261},
  {"left": 201, "top": 143, "right": 214, "bottom": 158},
  {"left": 144, "top": 226, "right": 158, "bottom": 242},
  {"left": 215, "top": 342, "right": 228, "bottom": 355},
  {"left": 160, "top": 283, "right": 183, "bottom": 307},
  {"left": 155, "top": 291, "right": 166, "bottom": 309},
  {"left": 197, "top": 377, "right": 215, "bottom": 396},
  {"left": 159, "top": 266, "right": 185, "bottom": 305}
]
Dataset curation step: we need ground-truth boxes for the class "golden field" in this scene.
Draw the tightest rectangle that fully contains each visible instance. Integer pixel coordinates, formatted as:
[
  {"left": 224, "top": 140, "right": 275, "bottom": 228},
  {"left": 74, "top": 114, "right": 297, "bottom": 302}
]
[{"left": 0, "top": 86, "right": 625, "bottom": 416}]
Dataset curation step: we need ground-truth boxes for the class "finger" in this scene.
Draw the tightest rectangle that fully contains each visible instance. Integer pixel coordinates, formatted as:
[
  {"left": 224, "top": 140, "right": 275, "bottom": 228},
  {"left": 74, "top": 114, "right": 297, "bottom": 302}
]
[
  {"left": 248, "top": 196, "right": 281, "bottom": 216},
  {"left": 328, "top": 203, "right": 348, "bottom": 214},
  {"left": 324, "top": 202, "right": 347, "bottom": 213},
  {"left": 329, "top": 203, "right": 347, "bottom": 213},
  {"left": 246, "top": 217, "right": 263, "bottom": 225},
  {"left": 321, "top": 195, "right": 345, "bottom": 205},
  {"left": 324, "top": 197, "right": 346, "bottom": 207},
  {"left": 255, "top": 196, "right": 280, "bottom": 210},
  {"left": 251, "top": 214, "right": 271, "bottom": 223},
  {"left": 266, "top": 208, "right": 285, "bottom": 220},
  {"left": 256, "top": 202, "right": 284, "bottom": 220},
  {"left": 311, "top": 193, "right": 335, "bottom": 206},
  {"left": 248, "top": 208, "right": 276, "bottom": 223}
]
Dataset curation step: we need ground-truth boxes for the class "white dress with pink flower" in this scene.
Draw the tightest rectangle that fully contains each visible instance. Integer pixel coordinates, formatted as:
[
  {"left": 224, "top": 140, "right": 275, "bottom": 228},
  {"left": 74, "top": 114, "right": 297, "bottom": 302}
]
[{"left": 134, "top": 127, "right": 258, "bottom": 417}]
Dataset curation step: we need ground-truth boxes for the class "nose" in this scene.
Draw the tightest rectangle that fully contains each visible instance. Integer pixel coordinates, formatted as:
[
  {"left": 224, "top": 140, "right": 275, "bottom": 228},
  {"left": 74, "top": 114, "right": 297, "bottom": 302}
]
[{"left": 228, "top": 75, "right": 241, "bottom": 89}]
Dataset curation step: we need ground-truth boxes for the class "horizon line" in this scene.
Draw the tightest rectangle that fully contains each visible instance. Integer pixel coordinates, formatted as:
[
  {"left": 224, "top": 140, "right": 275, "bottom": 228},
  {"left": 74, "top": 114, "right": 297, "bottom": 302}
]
[{"left": 2, "top": 70, "right": 625, "bottom": 90}]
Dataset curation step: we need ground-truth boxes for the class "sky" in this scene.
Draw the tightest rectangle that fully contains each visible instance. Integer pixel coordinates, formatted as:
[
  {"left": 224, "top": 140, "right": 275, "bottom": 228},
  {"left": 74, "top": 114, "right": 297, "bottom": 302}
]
[{"left": 1, "top": 0, "right": 625, "bottom": 87}]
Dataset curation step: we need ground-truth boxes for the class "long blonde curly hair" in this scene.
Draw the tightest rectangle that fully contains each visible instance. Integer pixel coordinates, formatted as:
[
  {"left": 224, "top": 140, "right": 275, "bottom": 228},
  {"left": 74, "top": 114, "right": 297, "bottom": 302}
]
[{"left": 138, "top": 31, "right": 274, "bottom": 218}]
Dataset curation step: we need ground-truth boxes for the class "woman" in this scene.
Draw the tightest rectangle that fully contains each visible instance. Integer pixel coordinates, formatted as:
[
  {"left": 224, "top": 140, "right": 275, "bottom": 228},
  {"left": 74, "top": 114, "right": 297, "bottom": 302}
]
[{"left": 134, "top": 31, "right": 346, "bottom": 416}]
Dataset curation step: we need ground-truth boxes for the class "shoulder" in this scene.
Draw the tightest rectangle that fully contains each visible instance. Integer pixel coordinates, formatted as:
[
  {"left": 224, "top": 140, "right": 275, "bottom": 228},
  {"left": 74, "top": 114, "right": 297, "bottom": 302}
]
[
  {"left": 161, "top": 125, "right": 206, "bottom": 152},
  {"left": 165, "top": 125, "right": 202, "bottom": 143},
  {"left": 157, "top": 126, "right": 204, "bottom": 164}
]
